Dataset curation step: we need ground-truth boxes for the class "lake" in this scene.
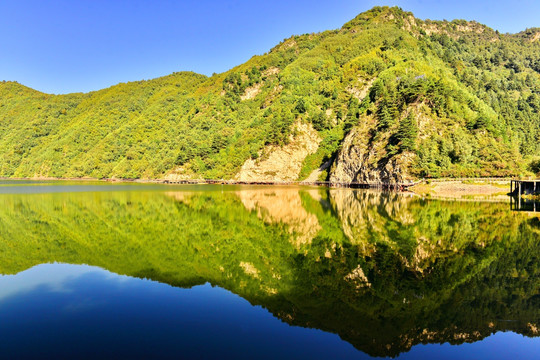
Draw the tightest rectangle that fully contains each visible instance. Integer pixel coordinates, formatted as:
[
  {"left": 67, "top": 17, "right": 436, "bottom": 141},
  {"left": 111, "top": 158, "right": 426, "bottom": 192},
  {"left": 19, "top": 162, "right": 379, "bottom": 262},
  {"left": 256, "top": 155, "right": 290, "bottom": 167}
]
[{"left": 0, "top": 181, "right": 538, "bottom": 359}]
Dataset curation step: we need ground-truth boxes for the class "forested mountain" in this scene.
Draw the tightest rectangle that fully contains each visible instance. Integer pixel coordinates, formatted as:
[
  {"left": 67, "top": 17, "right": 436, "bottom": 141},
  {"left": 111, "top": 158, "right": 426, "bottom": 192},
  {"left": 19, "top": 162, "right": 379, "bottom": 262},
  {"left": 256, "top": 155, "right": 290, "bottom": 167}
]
[{"left": 1, "top": 6, "right": 539, "bottom": 180}]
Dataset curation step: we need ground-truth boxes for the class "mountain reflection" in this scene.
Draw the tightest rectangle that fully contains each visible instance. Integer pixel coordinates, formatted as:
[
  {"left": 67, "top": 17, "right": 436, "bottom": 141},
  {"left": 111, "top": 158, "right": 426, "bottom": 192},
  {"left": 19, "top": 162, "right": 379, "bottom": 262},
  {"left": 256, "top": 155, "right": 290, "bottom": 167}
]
[{"left": 0, "top": 186, "right": 538, "bottom": 357}]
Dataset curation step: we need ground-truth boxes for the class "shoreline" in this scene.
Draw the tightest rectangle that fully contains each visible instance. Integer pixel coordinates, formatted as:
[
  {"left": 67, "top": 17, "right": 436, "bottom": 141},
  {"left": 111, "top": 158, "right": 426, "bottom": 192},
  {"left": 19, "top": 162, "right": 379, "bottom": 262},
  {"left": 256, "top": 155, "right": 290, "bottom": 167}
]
[
  {"left": 0, "top": 177, "right": 420, "bottom": 190},
  {"left": 0, "top": 177, "right": 528, "bottom": 199},
  {"left": 409, "top": 180, "right": 511, "bottom": 200}
]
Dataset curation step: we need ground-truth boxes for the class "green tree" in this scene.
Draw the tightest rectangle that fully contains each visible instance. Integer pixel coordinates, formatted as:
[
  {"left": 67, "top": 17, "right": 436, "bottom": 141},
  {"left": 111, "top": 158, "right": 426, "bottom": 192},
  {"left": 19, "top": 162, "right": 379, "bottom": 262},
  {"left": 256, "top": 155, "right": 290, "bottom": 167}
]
[{"left": 397, "top": 113, "right": 418, "bottom": 152}]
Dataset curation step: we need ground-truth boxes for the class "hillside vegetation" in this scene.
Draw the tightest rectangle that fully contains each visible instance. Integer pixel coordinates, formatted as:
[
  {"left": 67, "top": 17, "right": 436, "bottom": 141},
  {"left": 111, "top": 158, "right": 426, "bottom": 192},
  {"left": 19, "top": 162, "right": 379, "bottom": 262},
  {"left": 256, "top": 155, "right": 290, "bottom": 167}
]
[{"left": 1, "top": 6, "right": 539, "bottom": 180}]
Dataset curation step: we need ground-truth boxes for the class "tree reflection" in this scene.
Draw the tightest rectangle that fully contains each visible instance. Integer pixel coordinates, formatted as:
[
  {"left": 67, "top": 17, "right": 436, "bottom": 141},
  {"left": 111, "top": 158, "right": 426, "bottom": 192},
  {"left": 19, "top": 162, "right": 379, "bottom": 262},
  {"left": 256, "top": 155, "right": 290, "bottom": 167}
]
[{"left": 0, "top": 186, "right": 537, "bottom": 357}]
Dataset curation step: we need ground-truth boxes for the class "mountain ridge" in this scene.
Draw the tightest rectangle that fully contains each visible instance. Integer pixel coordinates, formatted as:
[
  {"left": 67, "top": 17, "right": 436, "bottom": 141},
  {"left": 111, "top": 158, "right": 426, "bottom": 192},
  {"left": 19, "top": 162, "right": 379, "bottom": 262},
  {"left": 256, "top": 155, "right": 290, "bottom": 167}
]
[{"left": 1, "top": 6, "right": 539, "bottom": 180}]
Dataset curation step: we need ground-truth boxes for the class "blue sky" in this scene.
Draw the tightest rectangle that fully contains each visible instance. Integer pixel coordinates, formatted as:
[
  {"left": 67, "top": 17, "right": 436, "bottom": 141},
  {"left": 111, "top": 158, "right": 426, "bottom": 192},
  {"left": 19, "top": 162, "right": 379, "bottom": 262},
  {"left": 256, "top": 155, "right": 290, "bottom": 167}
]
[{"left": 1, "top": 0, "right": 539, "bottom": 94}]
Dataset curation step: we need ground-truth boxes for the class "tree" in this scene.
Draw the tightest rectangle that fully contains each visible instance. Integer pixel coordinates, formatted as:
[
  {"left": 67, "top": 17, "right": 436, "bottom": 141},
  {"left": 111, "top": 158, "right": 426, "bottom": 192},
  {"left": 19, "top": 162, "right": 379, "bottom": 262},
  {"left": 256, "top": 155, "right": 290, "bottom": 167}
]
[{"left": 397, "top": 113, "right": 418, "bottom": 152}]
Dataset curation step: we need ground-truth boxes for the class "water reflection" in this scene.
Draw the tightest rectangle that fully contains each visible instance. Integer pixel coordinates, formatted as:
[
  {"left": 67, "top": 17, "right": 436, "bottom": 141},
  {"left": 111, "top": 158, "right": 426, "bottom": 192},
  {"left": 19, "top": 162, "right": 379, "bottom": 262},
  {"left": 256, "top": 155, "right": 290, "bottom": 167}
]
[
  {"left": 0, "top": 264, "right": 361, "bottom": 359},
  {"left": 0, "top": 185, "right": 538, "bottom": 358},
  {"left": 510, "top": 196, "right": 540, "bottom": 213},
  {"left": 0, "top": 263, "right": 101, "bottom": 300}
]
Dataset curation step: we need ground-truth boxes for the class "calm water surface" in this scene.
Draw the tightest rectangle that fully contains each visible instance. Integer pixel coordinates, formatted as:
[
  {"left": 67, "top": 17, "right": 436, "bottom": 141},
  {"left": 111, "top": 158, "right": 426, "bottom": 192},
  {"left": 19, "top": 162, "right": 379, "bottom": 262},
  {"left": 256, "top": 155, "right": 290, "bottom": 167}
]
[{"left": 0, "top": 181, "right": 538, "bottom": 359}]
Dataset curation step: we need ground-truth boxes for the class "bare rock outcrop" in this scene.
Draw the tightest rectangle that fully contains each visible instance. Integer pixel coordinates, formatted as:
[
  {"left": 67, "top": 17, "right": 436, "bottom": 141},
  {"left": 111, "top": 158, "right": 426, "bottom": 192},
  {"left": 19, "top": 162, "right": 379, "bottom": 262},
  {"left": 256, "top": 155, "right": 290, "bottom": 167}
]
[
  {"left": 329, "top": 123, "right": 415, "bottom": 184},
  {"left": 236, "top": 121, "right": 321, "bottom": 182},
  {"left": 240, "top": 83, "right": 262, "bottom": 100}
]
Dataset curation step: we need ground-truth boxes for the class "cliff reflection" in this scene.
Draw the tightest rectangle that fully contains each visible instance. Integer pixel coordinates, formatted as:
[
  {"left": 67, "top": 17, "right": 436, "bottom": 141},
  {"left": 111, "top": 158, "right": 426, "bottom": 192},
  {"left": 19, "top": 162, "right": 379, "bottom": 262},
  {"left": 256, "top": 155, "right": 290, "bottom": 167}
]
[{"left": 0, "top": 186, "right": 537, "bottom": 357}]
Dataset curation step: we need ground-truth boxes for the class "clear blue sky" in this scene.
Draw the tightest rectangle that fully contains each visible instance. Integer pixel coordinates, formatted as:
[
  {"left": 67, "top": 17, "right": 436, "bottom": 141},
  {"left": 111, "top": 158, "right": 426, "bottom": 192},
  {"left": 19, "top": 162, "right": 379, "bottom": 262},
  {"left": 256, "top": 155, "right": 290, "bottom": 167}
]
[{"left": 1, "top": 0, "right": 539, "bottom": 94}]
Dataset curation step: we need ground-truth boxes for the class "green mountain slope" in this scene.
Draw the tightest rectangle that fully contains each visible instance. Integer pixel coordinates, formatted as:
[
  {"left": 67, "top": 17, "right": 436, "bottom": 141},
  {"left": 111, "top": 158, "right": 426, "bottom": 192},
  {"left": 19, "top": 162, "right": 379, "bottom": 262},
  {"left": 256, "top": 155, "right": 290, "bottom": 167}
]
[{"left": 1, "top": 6, "right": 539, "bottom": 180}]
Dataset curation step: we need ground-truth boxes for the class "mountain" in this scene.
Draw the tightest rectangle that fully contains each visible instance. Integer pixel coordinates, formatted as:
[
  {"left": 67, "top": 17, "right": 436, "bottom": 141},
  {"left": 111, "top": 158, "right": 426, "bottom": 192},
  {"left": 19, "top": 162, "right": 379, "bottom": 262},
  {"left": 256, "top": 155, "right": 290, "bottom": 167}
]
[{"left": 1, "top": 6, "right": 539, "bottom": 181}]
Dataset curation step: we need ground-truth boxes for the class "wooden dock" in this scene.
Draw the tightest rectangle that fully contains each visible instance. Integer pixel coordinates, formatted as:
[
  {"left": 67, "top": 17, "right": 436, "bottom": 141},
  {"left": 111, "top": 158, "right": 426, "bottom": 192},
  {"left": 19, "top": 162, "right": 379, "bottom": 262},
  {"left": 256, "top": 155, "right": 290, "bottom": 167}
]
[
  {"left": 510, "top": 180, "right": 540, "bottom": 197},
  {"left": 510, "top": 180, "right": 540, "bottom": 212}
]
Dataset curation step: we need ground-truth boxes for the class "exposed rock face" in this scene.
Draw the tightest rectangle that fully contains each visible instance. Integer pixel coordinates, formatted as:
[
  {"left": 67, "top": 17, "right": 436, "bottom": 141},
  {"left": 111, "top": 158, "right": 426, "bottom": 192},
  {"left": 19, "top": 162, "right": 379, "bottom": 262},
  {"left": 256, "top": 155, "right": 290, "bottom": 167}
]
[
  {"left": 236, "top": 121, "right": 321, "bottom": 181},
  {"left": 346, "top": 78, "right": 375, "bottom": 101},
  {"left": 327, "top": 77, "right": 419, "bottom": 185},
  {"left": 329, "top": 122, "right": 415, "bottom": 184},
  {"left": 420, "top": 20, "right": 487, "bottom": 38},
  {"left": 240, "top": 82, "right": 262, "bottom": 100}
]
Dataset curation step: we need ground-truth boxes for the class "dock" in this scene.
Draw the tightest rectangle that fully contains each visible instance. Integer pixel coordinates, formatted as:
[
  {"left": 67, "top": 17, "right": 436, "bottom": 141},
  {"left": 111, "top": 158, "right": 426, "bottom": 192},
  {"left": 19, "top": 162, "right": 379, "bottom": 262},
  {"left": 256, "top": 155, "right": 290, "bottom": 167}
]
[
  {"left": 510, "top": 180, "right": 540, "bottom": 213},
  {"left": 510, "top": 180, "right": 540, "bottom": 197}
]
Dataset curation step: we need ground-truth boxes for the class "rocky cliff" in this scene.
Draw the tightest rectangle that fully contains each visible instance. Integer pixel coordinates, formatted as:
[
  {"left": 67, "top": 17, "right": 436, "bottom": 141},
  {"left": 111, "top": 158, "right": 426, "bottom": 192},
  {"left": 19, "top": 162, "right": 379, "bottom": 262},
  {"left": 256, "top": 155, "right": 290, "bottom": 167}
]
[
  {"left": 235, "top": 122, "right": 320, "bottom": 182},
  {"left": 329, "top": 118, "right": 416, "bottom": 184}
]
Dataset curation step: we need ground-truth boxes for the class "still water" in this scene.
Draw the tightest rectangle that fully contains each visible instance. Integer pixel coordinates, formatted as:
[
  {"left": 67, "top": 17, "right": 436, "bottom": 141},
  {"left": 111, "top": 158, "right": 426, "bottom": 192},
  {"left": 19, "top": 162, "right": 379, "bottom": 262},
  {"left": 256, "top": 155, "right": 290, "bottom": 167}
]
[{"left": 0, "top": 181, "right": 538, "bottom": 359}]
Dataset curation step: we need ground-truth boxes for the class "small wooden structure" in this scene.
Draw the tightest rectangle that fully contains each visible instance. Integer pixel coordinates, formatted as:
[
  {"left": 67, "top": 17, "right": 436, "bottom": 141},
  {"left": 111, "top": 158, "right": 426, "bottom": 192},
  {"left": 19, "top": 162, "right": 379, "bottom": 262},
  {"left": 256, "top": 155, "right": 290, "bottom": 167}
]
[
  {"left": 510, "top": 180, "right": 539, "bottom": 213},
  {"left": 510, "top": 180, "right": 540, "bottom": 197}
]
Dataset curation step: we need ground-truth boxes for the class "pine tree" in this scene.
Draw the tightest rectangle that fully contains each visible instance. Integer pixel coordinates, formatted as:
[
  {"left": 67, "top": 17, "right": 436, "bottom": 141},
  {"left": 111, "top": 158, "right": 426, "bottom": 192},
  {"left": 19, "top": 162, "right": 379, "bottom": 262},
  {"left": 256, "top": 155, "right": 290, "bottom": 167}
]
[{"left": 397, "top": 113, "right": 418, "bottom": 152}]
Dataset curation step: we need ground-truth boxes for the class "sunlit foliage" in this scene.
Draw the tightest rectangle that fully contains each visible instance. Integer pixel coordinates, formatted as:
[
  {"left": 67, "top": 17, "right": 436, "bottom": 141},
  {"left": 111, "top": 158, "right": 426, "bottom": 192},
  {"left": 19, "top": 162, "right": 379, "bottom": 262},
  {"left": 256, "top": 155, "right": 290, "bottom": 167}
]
[{"left": 0, "top": 6, "right": 539, "bottom": 179}]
